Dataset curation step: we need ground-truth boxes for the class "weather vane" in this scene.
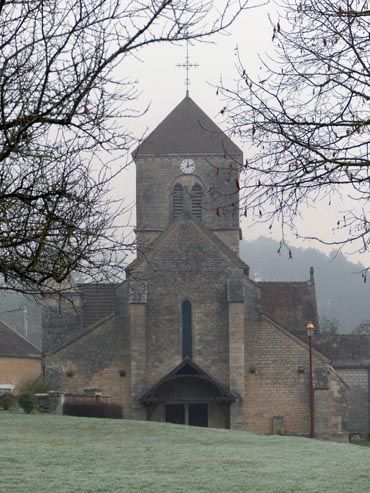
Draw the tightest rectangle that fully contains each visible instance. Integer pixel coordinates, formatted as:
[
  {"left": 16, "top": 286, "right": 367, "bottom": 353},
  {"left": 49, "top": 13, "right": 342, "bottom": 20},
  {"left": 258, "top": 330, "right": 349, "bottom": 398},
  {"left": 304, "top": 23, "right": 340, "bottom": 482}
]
[{"left": 176, "top": 33, "right": 199, "bottom": 96}]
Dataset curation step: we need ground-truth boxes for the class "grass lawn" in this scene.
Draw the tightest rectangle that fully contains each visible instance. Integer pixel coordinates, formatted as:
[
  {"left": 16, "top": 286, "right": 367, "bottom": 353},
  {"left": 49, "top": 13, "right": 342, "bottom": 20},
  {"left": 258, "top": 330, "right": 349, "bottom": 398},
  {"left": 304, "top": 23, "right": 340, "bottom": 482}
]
[{"left": 1, "top": 412, "right": 370, "bottom": 492}]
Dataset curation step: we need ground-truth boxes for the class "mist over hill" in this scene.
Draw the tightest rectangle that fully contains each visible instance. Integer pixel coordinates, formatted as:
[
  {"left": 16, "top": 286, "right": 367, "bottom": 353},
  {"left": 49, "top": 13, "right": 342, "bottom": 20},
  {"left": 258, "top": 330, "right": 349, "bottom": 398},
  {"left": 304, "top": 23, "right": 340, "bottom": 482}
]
[{"left": 240, "top": 236, "right": 370, "bottom": 333}]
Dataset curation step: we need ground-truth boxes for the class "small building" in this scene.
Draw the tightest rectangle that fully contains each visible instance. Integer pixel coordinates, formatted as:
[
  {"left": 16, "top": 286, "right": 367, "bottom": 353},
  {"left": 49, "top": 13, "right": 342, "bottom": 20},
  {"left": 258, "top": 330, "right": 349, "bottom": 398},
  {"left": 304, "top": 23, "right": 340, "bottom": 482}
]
[
  {"left": 0, "top": 320, "right": 41, "bottom": 394},
  {"left": 315, "top": 334, "right": 370, "bottom": 438}
]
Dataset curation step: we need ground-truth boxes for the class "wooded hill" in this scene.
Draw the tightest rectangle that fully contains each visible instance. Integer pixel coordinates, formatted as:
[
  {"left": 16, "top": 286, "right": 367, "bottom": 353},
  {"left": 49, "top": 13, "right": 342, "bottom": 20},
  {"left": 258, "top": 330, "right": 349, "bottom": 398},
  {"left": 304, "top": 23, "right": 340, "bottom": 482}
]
[{"left": 240, "top": 237, "right": 370, "bottom": 333}]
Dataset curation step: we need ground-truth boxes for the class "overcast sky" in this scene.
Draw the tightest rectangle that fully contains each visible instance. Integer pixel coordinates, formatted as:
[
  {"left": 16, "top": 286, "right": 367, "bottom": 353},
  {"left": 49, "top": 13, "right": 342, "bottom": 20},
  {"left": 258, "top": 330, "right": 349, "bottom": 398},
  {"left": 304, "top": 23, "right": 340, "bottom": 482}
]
[{"left": 116, "top": 1, "right": 370, "bottom": 268}]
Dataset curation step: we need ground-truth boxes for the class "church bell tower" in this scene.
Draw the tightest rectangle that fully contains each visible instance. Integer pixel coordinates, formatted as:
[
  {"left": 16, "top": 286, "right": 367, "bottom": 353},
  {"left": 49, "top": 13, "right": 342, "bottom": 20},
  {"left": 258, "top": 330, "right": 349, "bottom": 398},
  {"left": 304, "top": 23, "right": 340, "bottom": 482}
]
[{"left": 132, "top": 95, "right": 243, "bottom": 254}]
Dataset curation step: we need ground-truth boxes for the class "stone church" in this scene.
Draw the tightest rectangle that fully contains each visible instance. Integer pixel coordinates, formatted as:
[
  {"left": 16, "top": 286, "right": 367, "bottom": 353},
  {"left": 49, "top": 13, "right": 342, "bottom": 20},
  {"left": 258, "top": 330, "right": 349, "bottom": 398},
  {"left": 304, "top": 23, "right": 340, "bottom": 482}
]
[{"left": 43, "top": 95, "right": 348, "bottom": 440}]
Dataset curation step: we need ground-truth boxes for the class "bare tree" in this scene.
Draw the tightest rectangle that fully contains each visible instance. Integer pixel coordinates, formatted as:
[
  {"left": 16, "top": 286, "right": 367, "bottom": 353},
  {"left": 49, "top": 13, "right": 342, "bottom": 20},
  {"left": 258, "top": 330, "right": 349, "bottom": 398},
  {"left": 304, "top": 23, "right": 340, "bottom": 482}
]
[
  {"left": 220, "top": 0, "right": 370, "bottom": 269},
  {"left": 0, "top": 0, "right": 248, "bottom": 294},
  {"left": 320, "top": 316, "right": 339, "bottom": 335}
]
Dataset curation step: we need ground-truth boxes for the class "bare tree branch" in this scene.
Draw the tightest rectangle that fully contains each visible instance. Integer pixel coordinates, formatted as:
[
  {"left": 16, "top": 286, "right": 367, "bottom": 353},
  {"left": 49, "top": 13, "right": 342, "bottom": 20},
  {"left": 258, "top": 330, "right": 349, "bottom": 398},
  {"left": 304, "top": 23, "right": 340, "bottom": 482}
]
[
  {"left": 0, "top": 0, "right": 249, "bottom": 294},
  {"left": 219, "top": 0, "right": 370, "bottom": 267}
]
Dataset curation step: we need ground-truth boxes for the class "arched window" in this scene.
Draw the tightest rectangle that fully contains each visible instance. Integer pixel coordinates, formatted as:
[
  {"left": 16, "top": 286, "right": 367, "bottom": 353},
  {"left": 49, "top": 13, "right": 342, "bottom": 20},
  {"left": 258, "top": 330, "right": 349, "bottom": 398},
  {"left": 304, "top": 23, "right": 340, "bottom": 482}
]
[
  {"left": 181, "top": 300, "right": 192, "bottom": 359},
  {"left": 172, "top": 183, "right": 184, "bottom": 218},
  {"left": 191, "top": 184, "right": 203, "bottom": 221}
]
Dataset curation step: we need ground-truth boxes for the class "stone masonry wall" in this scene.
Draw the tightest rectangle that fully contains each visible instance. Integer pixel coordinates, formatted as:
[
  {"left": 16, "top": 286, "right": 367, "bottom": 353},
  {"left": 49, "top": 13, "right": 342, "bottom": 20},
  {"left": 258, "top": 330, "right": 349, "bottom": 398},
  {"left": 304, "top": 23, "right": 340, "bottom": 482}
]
[
  {"left": 132, "top": 217, "right": 257, "bottom": 393},
  {"left": 336, "top": 368, "right": 368, "bottom": 434},
  {"left": 135, "top": 154, "right": 241, "bottom": 252},
  {"left": 245, "top": 316, "right": 347, "bottom": 438},
  {"left": 129, "top": 279, "right": 147, "bottom": 420},
  {"left": 228, "top": 302, "right": 245, "bottom": 429},
  {"left": 315, "top": 368, "right": 348, "bottom": 441},
  {"left": 228, "top": 280, "right": 246, "bottom": 429},
  {"left": 45, "top": 313, "right": 131, "bottom": 416},
  {"left": 214, "top": 230, "right": 241, "bottom": 254}
]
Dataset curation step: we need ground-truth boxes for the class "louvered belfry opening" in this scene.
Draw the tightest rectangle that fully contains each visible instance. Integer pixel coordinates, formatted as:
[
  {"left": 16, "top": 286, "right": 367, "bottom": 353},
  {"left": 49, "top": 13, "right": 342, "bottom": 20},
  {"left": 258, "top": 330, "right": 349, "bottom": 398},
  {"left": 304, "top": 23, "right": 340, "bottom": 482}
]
[
  {"left": 191, "top": 183, "right": 203, "bottom": 220},
  {"left": 172, "top": 183, "right": 184, "bottom": 218}
]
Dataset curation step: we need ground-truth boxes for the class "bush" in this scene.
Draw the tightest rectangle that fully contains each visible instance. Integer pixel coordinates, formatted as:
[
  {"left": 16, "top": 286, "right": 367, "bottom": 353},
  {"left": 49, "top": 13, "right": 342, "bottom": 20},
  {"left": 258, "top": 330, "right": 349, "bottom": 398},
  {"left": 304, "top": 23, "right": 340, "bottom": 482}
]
[
  {"left": 0, "top": 393, "right": 17, "bottom": 410},
  {"left": 19, "top": 377, "right": 56, "bottom": 395},
  {"left": 63, "top": 399, "right": 123, "bottom": 419},
  {"left": 18, "top": 392, "right": 36, "bottom": 414}
]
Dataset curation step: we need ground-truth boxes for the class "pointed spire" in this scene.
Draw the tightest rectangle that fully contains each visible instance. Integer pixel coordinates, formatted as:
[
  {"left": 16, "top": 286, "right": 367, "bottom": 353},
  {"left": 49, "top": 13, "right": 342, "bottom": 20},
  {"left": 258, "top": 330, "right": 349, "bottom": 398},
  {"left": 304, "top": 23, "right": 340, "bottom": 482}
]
[{"left": 133, "top": 96, "right": 242, "bottom": 156}]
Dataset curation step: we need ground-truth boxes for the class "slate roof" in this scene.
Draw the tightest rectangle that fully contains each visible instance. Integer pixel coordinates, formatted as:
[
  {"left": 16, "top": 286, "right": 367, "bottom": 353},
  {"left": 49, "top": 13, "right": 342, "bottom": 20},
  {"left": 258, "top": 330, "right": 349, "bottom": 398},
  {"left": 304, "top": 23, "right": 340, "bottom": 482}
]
[
  {"left": 78, "top": 283, "right": 119, "bottom": 330},
  {"left": 258, "top": 280, "right": 319, "bottom": 339},
  {"left": 0, "top": 320, "right": 41, "bottom": 358},
  {"left": 133, "top": 96, "right": 242, "bottom": 156},
  {"left": 352, "top": 321, "right": 370, "bottom": 335},
  {"left": 314, "top": 334, "right": 370, "bottom": 368},
  {"left": 48, "top": 313, "right": 118, "bottom": 356}
]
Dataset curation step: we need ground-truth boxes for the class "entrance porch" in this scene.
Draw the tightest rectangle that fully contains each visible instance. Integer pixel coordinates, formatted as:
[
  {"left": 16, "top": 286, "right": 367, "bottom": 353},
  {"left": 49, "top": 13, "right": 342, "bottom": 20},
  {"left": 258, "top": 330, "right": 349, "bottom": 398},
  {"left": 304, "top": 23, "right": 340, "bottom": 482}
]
[{"left": 139, "top": 358, "right": 236, "bottom": 429}]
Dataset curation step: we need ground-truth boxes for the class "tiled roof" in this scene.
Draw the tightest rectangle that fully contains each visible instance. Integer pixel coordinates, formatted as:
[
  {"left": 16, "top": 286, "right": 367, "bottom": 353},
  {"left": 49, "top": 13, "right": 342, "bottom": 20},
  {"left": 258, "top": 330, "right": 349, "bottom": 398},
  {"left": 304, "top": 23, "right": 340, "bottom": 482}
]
[
  {"left": 0, "top": 320, "right": 41, "bottom": 358},
  {"left": 258, "top": 280, "right": 319, "bottom": 338},
  {"left": 133, "top": 96, "right": 242, "bottom": 156},
  {"left": 314, "top": 334, "right": 370, "bottom": 368}
]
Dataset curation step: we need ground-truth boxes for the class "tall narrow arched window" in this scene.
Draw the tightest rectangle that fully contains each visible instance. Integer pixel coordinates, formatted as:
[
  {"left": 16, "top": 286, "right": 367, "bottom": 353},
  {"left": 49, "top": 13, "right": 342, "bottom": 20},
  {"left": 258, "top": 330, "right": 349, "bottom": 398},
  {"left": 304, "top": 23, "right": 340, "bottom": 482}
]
[
  {"left": 182, "top": 300, "right": 192, "bottom": 359},
  {"left": 191, "top": 184, "right": 203, "bottom": 221},
  {"left": 173, "top": 183, "right": 184, "bottom": 218}
]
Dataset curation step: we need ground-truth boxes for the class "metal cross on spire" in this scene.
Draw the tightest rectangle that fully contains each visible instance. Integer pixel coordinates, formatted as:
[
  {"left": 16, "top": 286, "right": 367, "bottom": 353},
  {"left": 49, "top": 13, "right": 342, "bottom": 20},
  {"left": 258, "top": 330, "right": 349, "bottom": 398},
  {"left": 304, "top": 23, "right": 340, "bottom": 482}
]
[{"left": 176, "top": 34, "right": 199, "bottom": 96}]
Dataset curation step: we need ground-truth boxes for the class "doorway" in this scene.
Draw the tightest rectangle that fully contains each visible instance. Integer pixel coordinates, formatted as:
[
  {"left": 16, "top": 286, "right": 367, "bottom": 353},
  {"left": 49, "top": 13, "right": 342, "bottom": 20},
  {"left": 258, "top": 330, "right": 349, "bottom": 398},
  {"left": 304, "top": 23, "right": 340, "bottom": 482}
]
[
  {"left": 165, "top": 404, "right": 185, "bottom": 424},
  {"left": 189, "top": 403, "right": 208, "bottom": 427},
  {"left": 164, "top": 403, "right": 208, "bottom": 427}
]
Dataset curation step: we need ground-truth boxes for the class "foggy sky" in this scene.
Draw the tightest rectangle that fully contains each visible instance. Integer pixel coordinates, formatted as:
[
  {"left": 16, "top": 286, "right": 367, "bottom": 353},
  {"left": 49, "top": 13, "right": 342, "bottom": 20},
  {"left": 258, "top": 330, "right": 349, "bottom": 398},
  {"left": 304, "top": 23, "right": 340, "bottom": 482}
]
[{"left": 114, "top": 2, "right": 370, "bottom": 268}]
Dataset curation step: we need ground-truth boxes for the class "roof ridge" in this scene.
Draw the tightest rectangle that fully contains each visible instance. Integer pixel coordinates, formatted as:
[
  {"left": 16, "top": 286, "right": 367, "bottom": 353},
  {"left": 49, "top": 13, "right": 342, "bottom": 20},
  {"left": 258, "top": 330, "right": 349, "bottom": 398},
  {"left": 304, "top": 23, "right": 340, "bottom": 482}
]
[{"left": 47, "top": 312, "right": 117, "bottom": 355}]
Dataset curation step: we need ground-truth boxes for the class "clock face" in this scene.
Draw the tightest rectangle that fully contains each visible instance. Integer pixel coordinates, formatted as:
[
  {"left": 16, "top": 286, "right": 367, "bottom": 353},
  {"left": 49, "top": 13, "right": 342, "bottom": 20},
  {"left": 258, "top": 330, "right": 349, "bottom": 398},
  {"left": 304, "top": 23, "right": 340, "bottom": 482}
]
[{"left": 180, "top": 158, "right": 196, "bottom": 175}]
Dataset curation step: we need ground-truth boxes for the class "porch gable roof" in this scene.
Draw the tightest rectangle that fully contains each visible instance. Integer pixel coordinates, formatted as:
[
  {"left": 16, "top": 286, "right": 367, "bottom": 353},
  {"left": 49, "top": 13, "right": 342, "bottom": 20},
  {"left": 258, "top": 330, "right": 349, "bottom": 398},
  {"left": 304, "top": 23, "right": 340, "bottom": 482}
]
[{"left": 138, "top": 357, "right": 237, "bottom": 405}]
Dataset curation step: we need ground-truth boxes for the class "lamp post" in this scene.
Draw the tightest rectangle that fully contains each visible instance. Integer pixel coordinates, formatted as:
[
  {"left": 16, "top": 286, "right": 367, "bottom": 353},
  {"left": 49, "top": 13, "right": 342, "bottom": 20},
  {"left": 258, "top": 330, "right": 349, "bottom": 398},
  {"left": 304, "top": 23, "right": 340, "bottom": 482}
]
[{"left": 306, "top": 321, "right": 315, "bottom": 438}]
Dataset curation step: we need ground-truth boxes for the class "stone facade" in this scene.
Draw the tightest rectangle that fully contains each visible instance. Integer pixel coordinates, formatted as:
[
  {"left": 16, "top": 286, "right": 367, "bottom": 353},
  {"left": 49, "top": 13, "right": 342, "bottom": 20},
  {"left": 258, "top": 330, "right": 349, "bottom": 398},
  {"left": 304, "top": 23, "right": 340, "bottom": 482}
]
[
  {"left": 336, "top": 368, "right": 368, "bottom": 435},
  {"left": 135, "top": 154, "right": 241, "bottom": 254},
  {"left": 45, "top": 314, "right": 131, "bottom": 417},
  {"left": 43, "top": 95, "right": 350, "bottom": 440},
  {"left": 244, "top": 316, "right": 347, "bottom": 438},
  {"left": 314, "top": 334, "right": 370, "bottom": 438}
]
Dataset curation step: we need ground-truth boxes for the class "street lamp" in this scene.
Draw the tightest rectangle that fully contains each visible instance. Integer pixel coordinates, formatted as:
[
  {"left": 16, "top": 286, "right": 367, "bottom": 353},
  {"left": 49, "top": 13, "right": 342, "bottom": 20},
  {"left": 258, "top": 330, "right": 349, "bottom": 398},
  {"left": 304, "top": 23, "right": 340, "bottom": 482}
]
[{"left": 306, "top": 321, "right": 315, "bottom": 438}]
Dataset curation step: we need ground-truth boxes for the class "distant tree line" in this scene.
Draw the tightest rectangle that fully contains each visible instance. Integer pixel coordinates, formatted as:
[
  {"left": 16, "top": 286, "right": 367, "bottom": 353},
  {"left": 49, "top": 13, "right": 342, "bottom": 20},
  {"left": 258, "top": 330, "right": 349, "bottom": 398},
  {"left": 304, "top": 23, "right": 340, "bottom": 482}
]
[{"left": 221, "top": 0, "right": 370, "bottom": 271}]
